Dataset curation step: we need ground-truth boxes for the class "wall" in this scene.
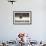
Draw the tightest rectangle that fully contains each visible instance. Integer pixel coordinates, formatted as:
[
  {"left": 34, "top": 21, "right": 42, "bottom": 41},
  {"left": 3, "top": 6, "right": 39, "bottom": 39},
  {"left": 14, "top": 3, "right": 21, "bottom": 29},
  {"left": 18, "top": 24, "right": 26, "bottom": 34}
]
[{"left": 0, "top": 0, "right": 46, "bottom": 41}]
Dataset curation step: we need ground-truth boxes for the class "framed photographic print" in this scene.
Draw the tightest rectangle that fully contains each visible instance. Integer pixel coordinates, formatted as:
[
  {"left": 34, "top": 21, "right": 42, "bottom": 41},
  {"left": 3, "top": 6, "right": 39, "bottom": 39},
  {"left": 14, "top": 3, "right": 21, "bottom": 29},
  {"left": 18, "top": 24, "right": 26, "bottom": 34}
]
[{"left": 13, "top": 11, "right": 32, "bottom": 25}]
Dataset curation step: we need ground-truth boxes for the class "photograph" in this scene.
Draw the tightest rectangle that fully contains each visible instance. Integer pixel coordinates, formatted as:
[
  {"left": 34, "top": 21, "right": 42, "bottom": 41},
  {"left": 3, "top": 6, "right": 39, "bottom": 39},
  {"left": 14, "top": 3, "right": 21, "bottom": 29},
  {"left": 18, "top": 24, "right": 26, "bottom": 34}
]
[
  {"left": 13, "top": 11, "right": 32, "bottom": 25},
  {"left": 0, "top": 0, "right": 46, "bottom": 46}
]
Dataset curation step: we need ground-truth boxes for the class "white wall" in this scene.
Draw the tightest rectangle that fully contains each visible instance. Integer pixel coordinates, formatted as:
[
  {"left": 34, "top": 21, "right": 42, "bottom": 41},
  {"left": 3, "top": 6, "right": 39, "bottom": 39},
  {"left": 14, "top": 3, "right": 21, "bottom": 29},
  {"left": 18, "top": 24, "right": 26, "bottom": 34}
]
[{"left": 0, "top": 0, "right": 46, "bottom": 41}]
